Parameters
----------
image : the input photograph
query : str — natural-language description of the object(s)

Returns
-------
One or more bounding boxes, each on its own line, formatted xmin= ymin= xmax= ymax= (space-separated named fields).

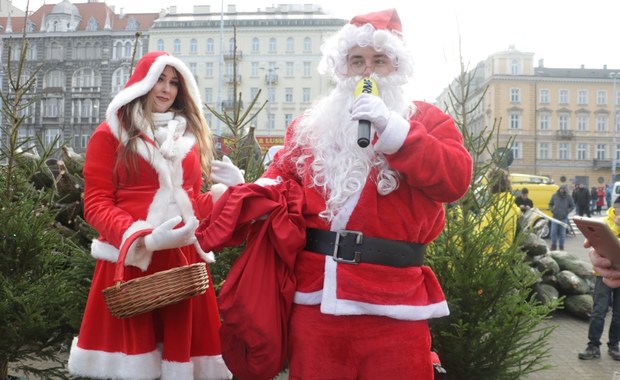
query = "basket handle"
xmin=113 ymin=228 xmax=154 ymax=284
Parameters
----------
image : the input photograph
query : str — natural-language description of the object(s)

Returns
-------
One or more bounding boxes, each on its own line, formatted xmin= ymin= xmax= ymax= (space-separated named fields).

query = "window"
xmin=268 ymin=37 xmax=277 ymax=53
xmin=538 ymin=113 xmax=550 ymax=130
xmin=577 ymin=114 xmax=588 ymax=131
xmin=85 ymin=17 xmax=98 ymax=31
xmin=286 ymin=62 xmax=294 ymax=76
xmin=539 ymin=89 xmax=549 ymax=104
xmin=614 ymin=143 xmax=620 ymax=165
xmin=250 ymin=87 xmax=259 ymax=100
xmin=268 ymin=87 xmax=276 ymax=103
xmin=558 ymin=114 xmax=569 ymax=131
xmin=251 ymin=62 xmax=259 ymax=76
xmin=578 ymin=89 xmax=588 ymax=105
xmin=72 ymin=68 xmax=101 ymax=90
xmin=111 ymin=67 xmax=130 ymax=95
xmin=125 ymin=17 xmax=138 ymax=31
xmin=205 ymin=62 xmax=213 ymax=78
xmin=204 ymin=88 xmax=213 ymax=103
xmin=190 ymin=38 xmax=198 ymax=54
xmin=73 ymin=132 xmax=90 ymax=149
xmin=189 ymin=63 xmax=197 ymax=76
xmin=559 ymin=89 xmax=569 ymax=104
xmin=577 ymin=143 xmax=588 ymax=160
xmin=157 ymin=39 xmax=165 ymax=51
xmin=596 ymin=115 xmax=609 ymax=132
xmin=303 ymin=62 xmax=312 ymax=77
xmin=597 ymin=90 xmax=607 ymax=105
xmin=206 ymin=38 xmax=214 ymax=53
xmin=44 ymin=70 xmax=65 ymax=88
xmin=44 ymin=128 xmax=62 ymax=148
xmin=596 ymin=144 xmax=607 ymax=160
xmin=510 ymin=88 xmax=520 ymax=103
xmin=537 ymin=142 xmax=550 ymax=160
xmin=124 ymin=41 xmax=132 ymax=58
xmin=303 ymin=37 xmax=311 ymax=52
xmin=302 ymin=88 xmax=311 ymax=103
xmin=47 ymin=41 xmax=63 ymax=60
xmin=286 ymin=37 xmax=294 ymax=52
xmin=510 ymin=141 xmax=522 ymax=160
xmin=174 ymin=39 xmax=181 ymax=54
xmin=558 ymin=143 xmax=569 ymax=160
xmin=43 ymin=98 xmax=62 ymax=118
xmin=252 ymin=37 xmax=259 ymax=53
xmin=284 ymin=113 xmax=293 ymax=127
xmin=509 ymin=112 xmax=521 ymax=129
xmin=228 ymin=38 xmax=235 ymax=54
xmin=510 ymin=59 xmax=520 ymax=75
xmin=285 ymin=88 xmax=293 ymax=103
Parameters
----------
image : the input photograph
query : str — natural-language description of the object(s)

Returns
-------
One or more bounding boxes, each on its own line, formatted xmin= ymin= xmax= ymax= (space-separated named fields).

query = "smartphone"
xmin=572 ymin=216 xmax=620 ymax=270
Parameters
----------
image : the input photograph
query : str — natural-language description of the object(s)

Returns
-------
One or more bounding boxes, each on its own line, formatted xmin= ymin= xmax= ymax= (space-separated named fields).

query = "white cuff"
xmin=373 ymin=111 xmax=409 ymax=154
xmin=122 ymin=220 xmax=155 ymax=271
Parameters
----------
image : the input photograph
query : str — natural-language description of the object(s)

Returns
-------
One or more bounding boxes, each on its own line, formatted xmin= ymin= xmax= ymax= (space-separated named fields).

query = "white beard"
xmin=292 ymin=73 xmax=413 ymax=221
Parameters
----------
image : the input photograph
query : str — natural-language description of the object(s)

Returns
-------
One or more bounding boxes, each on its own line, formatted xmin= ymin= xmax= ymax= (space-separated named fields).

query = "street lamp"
xmin=610 ymin=72 xmax=620 ymax=182
xmin=260 ymin=66 xmax=279 ymax=136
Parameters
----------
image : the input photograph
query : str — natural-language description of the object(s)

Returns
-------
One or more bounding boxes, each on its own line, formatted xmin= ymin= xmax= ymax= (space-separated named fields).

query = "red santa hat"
xmin=105 ymin=51 xmax=203 ymax=137
xmin=349 ymin=8 xmax=402 ymax=34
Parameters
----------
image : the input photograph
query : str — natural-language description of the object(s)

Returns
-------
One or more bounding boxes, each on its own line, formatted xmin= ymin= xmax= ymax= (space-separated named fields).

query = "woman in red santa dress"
xmin=255 ymin=8 xmax=473 ymax=379
xmin=68 ymin=51 xmax=240 ymax=379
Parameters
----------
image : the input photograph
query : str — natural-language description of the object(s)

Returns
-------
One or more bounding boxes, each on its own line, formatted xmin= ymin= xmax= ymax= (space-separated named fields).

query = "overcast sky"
xmin=12 ymin=0 xmax=620 ymax=101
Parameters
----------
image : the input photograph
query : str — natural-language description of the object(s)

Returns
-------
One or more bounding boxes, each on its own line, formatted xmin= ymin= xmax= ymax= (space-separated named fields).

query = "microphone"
xmin=354 ymin=77 xmax=379 ymax=148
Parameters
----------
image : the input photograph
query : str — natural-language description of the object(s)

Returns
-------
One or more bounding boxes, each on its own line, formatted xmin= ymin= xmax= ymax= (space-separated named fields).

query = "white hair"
xmin=318 ymin=22 xmax=415 ymax=81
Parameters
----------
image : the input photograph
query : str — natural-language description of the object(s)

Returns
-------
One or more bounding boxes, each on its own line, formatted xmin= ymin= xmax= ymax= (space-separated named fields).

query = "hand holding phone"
xmin=573 ymin=216 xmax=620 ymax=270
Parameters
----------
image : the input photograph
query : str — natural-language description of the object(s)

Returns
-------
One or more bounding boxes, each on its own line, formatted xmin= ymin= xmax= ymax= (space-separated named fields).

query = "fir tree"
xmin=427 ymin=49 xmax=561 ymax=379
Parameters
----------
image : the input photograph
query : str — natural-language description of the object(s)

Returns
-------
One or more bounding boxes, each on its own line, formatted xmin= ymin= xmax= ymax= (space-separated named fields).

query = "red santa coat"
xmin=262 ymin=101 xmax=472 ymax=321
xmin=68 ymin=51 xmax=231 ymax=380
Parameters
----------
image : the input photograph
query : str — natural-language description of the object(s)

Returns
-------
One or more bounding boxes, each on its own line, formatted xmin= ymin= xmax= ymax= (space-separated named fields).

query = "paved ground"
xmin=10 ymin=215 xmax=620 ymax=379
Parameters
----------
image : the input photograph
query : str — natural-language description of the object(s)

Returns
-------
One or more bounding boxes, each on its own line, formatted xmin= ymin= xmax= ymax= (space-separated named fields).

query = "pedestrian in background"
xmin=548 ymin=184 xmax=575 ymax=250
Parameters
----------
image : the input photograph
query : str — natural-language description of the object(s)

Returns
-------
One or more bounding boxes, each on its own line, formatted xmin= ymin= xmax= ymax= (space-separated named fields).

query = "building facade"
xmin=148 ymin=3 xmax=346 ymax=149
xmin=439 ymin=45 xmax=620 ymax=190
xmin=0 ymin=0 xmax=158 ymax=154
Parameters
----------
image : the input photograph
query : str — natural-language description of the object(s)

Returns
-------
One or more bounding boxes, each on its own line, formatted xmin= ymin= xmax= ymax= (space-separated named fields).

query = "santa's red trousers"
xmin=288 ymin=304 xmax=433 ymax=379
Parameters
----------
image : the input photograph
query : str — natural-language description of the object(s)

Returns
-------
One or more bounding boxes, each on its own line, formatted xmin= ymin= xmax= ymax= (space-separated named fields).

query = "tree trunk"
xmin=0 ymin=360 xmax=8 ymax=380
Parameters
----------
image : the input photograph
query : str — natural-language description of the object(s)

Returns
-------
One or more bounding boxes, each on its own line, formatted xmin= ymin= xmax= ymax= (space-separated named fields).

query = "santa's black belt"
xmin=304 ymin=228 xmax=426 ymax=267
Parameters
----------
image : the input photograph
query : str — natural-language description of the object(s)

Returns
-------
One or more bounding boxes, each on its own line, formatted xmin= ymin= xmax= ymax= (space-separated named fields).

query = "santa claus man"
xmin=256 ymin=8 xmax=473 ymax=379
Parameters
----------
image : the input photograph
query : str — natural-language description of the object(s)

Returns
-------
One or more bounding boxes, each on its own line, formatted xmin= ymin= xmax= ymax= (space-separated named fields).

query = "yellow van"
xmin=509 ymin=173 xmax=559 ymax=217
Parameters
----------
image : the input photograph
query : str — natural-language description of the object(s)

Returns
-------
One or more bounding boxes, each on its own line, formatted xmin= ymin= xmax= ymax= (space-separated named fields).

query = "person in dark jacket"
xmin=549 ymin=184 xmax=575 ymax=250
xmin=573 ymin=183 xmax=591 ymax=217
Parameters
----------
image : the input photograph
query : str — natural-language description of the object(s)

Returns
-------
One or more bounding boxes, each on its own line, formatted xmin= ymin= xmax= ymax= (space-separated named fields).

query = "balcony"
xmin=224 ymin=50 xmax=243 ymax=60
xmin=225 ymin=74 xmax=242 ymax=85
xmin=592 ymin=159 xmax=612 ymax=170
xmin=221 ymin=100 xmax=243 ymax=109
xmin=556 ymin=129 xmax=574 ymax=140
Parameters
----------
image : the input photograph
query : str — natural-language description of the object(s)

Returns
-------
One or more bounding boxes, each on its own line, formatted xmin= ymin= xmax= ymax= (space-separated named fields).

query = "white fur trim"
xmin=373 ymin=111 xmax=409 ymax=154
xmin=210 ymin=183 xmax=228 ymax=203
xmin=91 ymin=239 xmax=120 ymax=263
xmin=161 ymin=360 xmax=193 ymax=380
xmin=106 ymin=54 xmax=203 ymax=142
xmin=192 ymin=354 xmax=233 ymax=380
xmin=194 ymin=241 xmax=216 ymax=263
xmin=68 ymin=337 xmax=161 ymax=380
xmin=254 ymin=177 xmax=280 ymax=187
xmin=293 ymin=290 xmax=323 ymax=305
xmin=122 ymin=220 xmax=156 ymax=271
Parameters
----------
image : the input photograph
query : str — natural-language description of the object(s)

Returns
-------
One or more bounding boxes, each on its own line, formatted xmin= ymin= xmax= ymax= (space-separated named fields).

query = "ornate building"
xmin=0 ymin=0 xmax=158 ymax=153
xmin=149 ymin=3 xmax=346 ymax=149
xmin=438 ymin=46 xmax=620 ymax=189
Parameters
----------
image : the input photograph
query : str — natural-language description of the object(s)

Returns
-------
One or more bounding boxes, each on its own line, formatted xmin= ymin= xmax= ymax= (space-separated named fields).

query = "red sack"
xmin=196 ymin=182 xmax=305 ymax=380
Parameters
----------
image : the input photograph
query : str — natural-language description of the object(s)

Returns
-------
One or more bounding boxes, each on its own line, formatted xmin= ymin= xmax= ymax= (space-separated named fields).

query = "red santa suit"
xmin=258 ymin=9 xmax=473 ymax=379
xmin=68 ymin=51 xmax=231 ymax=380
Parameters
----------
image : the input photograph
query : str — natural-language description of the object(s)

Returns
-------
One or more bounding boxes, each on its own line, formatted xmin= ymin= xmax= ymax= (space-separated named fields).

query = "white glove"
xmin=144 ymin=216 xmax=198 ymax=252
xmin=350 ymin=93 xmax=391 ymax=133
xmin=210 ymin=155 xmax=245 ymax=186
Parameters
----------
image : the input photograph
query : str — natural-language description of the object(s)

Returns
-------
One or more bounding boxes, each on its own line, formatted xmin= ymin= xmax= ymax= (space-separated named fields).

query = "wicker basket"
xmin=103 ymin=228 xmax=209 ymax=319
